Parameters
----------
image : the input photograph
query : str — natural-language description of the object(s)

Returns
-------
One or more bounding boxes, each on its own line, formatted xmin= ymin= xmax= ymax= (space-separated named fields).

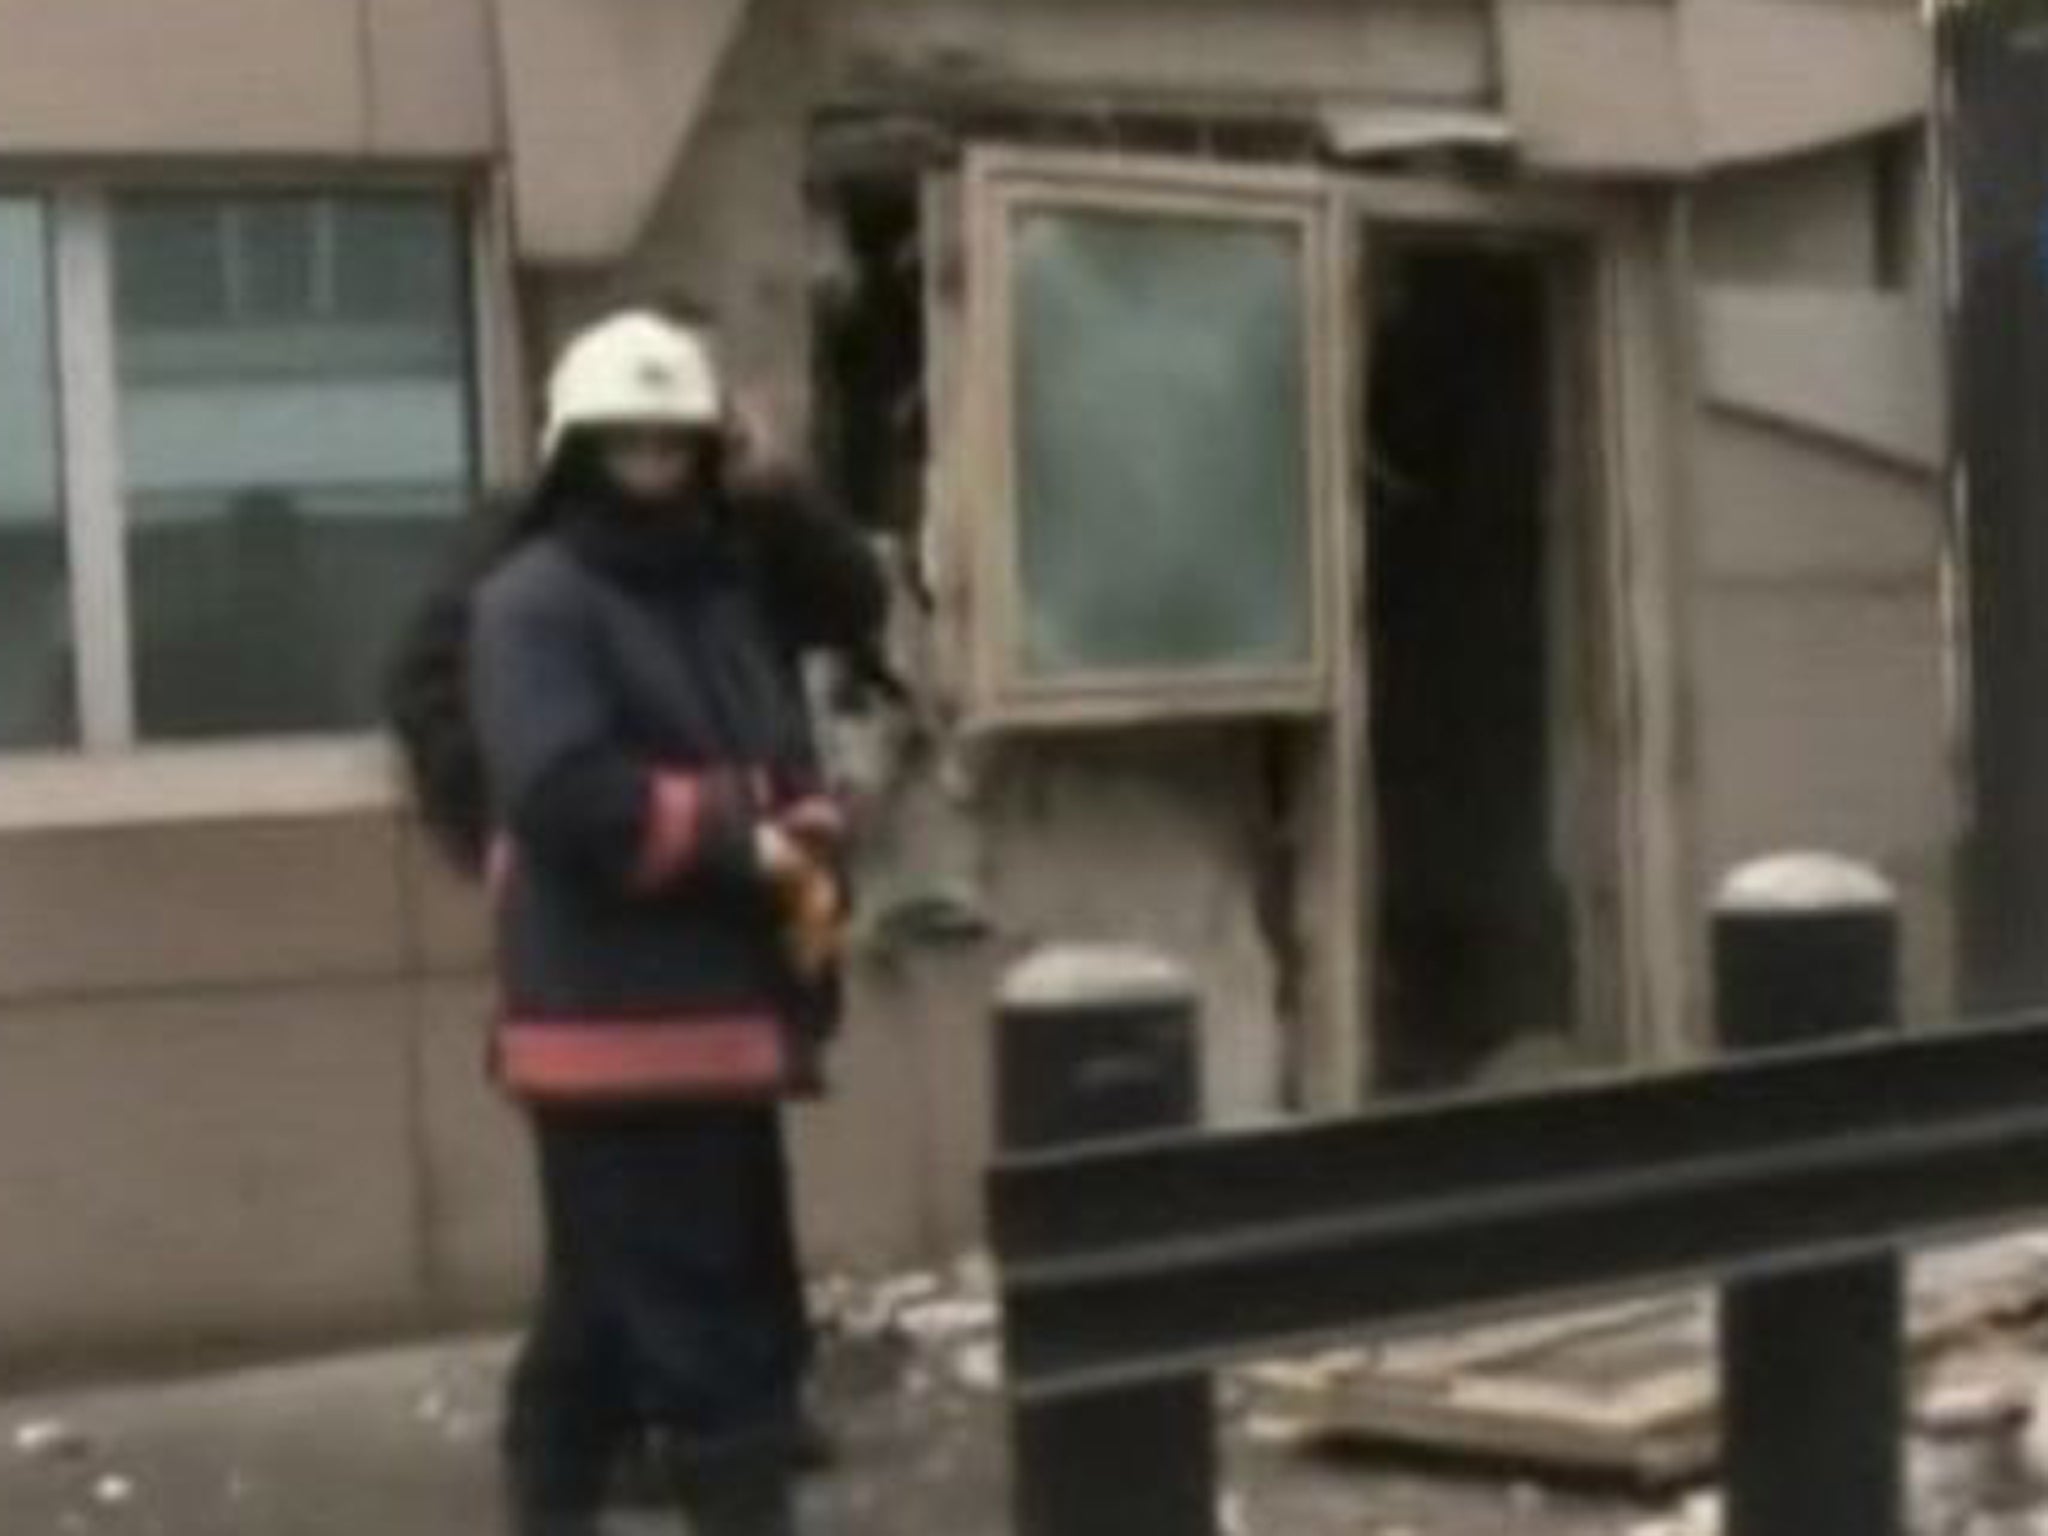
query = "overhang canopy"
xmin=490 ymin=0 xmax=754 ymax=266
xmin=1501 ymin=0 xmax=1930 ymax=175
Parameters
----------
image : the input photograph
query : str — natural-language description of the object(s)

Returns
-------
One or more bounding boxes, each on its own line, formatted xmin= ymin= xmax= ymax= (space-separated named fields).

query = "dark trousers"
xmin=504 ymin=1103 xmax=812 ymax=1515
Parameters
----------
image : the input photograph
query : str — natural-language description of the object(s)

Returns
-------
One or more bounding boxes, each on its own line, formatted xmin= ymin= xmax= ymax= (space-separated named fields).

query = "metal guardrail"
xmin=990 ymin=856 xmax=1973 ymax=1536
xmin=993 ymin=1009 xmax=2048 ymax=1400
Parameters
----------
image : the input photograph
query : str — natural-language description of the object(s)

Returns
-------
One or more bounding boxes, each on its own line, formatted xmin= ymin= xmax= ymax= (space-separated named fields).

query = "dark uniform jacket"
xmin=471 ymin=483 xmax=884 ymax=1102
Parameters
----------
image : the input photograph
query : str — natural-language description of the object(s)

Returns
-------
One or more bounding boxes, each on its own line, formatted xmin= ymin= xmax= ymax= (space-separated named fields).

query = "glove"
xmin=755 ymin=809 xmax=849 ymax=980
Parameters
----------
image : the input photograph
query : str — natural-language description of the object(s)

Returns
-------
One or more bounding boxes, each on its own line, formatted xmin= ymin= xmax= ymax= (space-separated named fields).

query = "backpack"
xmin=386 ymin=492 xmax=547 ymax=878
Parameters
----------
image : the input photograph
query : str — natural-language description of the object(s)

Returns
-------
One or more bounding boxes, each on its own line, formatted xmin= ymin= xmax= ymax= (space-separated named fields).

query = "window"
xmin=964 ymin=153 xmax=1346 ymax=725
xmin=0 ymin=200 xmax=74 ymax=749
xmin=1013 ymin=211 xmax=1314 ymax=677
xmin=0 ymin=189 xmax=477 ymax=751
xmin=958 ymin=156 xmax=1343 ymax=729
xmin=114 ymin=195 xmax=463 ymax=335
xmin=934 ymin=146 xmax=1679 ymax=1102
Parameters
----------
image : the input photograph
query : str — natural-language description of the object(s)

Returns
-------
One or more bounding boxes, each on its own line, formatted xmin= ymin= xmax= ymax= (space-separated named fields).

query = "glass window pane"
xmin=113 ymin=192 xmax=476 ymax=742
xmin=1011 ymin=208 xmax=1313 ymax=680
xmin=114 ymin=201 xmax=230 ymax=329
xmin=236 ymin=199 xmax=319 ymax=322
xmin=334 ymin=198 xmax=465 ymax=327
xmin=0 ymin=200 xmax=77 ymax=748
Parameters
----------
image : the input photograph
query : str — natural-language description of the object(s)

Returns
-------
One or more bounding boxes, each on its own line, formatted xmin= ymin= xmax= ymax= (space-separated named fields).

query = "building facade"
xmin=0 ymin=0 xmax=1948 ymax=1375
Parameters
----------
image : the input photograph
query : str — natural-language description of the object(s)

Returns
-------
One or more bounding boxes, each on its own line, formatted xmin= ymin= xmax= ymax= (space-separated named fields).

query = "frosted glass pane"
xmin=1012 ymin=208 xmax=1313 ymax=679
xmin=114 ymin=194 xmax=474 ymax=741
xmin=0 ymin=200 xmax=76 ymax=748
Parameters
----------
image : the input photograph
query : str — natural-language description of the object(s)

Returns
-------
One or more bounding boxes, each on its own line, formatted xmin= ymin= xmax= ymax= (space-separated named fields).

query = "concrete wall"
xmin=1695 ymin=143 xmax=1889 ymax=289
xmin=0 ymin=794 xmax=1006 ymax=1378
xmin=1688 ymin=416 xmax=1956 ymax=1016
xmin=0 ymin=0 xmax=497 ymax=159
xmin=0 ymin=810 xmax=443 ymax=1375
xmin=1685 ymin=142 xmax=1957 ymax=1024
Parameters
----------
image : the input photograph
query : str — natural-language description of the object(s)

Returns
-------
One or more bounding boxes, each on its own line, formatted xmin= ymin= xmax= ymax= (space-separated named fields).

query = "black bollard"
xmin=1715 ymin=854 xmax=1904 ymax=1536
xmin=998 ymin=945 xmax=1218 ymax=1536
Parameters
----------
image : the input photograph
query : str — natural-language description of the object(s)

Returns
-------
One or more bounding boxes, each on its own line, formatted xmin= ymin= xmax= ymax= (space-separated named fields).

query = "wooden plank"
xmin=1373 ymin=1297 xmax=1689 ymax=1381
xmin=1312 ymin=1374 xmax=1718 ymax=1486
xmin=1275 ymin=1239 xmax=2048 ymax=1489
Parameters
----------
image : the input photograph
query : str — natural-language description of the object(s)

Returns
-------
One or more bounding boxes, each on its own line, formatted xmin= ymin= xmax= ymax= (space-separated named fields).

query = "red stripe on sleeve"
xmin=634 ymin=772 xmax=707 ymax=890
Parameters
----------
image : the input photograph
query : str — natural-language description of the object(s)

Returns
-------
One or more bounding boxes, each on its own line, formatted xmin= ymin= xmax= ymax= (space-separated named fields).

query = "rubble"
xmin=897 ymin=1295 xmax=999 ymax=1345
xmin=412 ymin=1380 xmax=488 ymax=1444
xmin=950 ymin=1340 xmax=1004 ymax=1394
xmin=1918 ymin=1436 xmax=1998 ymax=1536
xmin=1628 ymin=1491 xmax=1720 ymax=1536
xmin=816 ymin=1253 xmax=1005 ymax=1396
xmin=1613 ymin=1384 xmax=2048 ymax=1536
xmin=2022 ymin=1382 xmax=2048 ymax=1487
xmin=1243 ymin=1413 xmax=1315 ymax=1451
xmin=1240 ymin=1351 xmax=1374 ymax=1397
xmin=1926 ymin=1379 xmax=2035 ymax=1441
xmin=11 ymin=1418 xmax=92 ymax=1463
xmin=8 ymin=1319 xmax=2048 ymax=1536
xmin=811 ymin=1250 xmax=2048 ymax=1536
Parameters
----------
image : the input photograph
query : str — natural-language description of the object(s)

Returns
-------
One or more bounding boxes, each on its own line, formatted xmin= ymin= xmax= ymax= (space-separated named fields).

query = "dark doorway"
xmin=1365 ymin=240 xmax=1580 ymax=1094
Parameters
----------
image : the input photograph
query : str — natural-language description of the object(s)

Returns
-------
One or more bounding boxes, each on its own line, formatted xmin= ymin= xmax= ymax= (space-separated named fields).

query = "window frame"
xmin=936 ymin=150 xmax=1691 ymax=1107
xmin=0 ymin=194 xmax=76 ymax=751
xmin=0 ymin=175 xmax=509 ymax=821
xmin=962 ymin=148 xmax=1352 ymax=729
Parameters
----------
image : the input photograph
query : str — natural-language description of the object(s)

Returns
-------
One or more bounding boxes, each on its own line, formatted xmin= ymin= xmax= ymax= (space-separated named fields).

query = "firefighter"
xmin=389 ymin=310 xmax=885 ymax=1536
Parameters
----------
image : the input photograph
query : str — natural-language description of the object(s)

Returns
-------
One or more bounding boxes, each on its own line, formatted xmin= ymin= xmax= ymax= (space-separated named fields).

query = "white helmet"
xmin=540 ymin=311 xmax=725 ymax=461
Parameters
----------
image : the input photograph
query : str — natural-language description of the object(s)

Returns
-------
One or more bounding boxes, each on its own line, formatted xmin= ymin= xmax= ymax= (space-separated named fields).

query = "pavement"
xmin=0 ymin=1332 xmax=1675 ymax=1536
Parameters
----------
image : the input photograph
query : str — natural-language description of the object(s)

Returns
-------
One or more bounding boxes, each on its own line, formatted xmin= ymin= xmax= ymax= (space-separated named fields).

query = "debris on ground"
xmin=815 ymin=1251 xmax=1004 ymax=1394
xmin=814 ymin=1234 xmax=2048 ymax=1536
xmin=1244 ymin=1412 xmax=1317 ymax=1451
xmin=949 ymin=1339 xmax=1004 ymax=1394
xmin=1924 ymin=1377 xmax=2034 ymax=1441
xmin=11 ymin=1419 xmax=93 ymax=1464
xmin=15 ymin=1239 xmax=2048 ymax=1536
xmin=412 ymin=1380 xmax=488 ymax=1446
xmin=1248 ymin=1238 xmax=2048 ymax=1491
xmin=1626 ymin=1491 xmax=1719 ymax=1536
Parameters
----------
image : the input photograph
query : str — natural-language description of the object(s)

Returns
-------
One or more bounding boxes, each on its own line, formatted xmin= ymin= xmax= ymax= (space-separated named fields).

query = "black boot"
xmin=512 ymin=1510 xmax=602 ymax=1536
xmin=672 ymin=1439 xmax=801 ymax=1536
xmin=501 ymin=1426 xmax=609 ymax=1536
xmin=610 ymin=1430 xmax=671 ymax=1511
xmin=502 ymin=1469 xmax=603 ymax=1536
